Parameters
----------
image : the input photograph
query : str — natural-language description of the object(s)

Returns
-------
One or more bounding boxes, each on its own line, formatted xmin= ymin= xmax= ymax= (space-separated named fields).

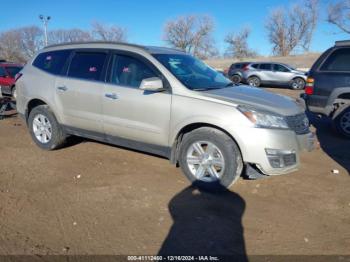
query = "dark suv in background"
xmin=227 ymin=62 xmax=251 ymax=84
xmin=303 ymin=40 xmax=350 ymax=138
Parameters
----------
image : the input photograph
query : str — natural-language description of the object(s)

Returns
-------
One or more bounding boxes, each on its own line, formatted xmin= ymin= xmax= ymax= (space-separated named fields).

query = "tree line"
xmin=0 ymin=0 xmax=349 ymax=63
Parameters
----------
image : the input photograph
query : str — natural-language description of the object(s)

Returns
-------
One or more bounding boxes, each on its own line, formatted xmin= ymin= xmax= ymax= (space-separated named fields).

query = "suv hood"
xmin=291 ymin=69 xmax=307 ymax=75
xmin=201 ymin=85 xmax=303 ymax=116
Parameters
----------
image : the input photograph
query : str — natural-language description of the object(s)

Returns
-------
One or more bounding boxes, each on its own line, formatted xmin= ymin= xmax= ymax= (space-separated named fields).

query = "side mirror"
xmin=139 ymin=77 xmax=164 ymax=92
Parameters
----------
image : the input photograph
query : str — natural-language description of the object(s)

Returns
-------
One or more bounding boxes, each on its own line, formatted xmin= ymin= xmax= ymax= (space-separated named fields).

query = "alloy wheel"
xmin=186 ymin=141 xmax=225 ymax=182
xmin=32 ymin=114 xmax=52 ymax=144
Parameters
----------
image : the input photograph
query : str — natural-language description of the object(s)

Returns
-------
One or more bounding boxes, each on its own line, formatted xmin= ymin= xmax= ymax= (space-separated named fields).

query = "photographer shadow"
xmin=158 ymin=185 xmax=247 ymax=261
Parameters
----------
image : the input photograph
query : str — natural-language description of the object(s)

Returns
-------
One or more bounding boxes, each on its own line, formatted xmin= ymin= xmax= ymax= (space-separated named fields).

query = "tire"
xmin=11 ymin=86 xmax=17 ymax=100
xmin=28 ymin=105 xmax=67 ymax=150
xmin=247 ymin=76 xmax=261 ymax=87
xmin=291 ymin=78 xmax=306 ymax=90
xmin=333 ymin=107 xmax=350 ymax=139
xmin=230 ymin=74 xmax=241 ymax=84
xmin=178 ymin=127 xmax=243 ymax=191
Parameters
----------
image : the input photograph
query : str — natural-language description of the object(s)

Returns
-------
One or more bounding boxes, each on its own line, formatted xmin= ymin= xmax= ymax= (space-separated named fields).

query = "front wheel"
xmin=179 ymin=127 xmax=243 ymax=190
xmin=333 ymin=107 xmax=350 ymax=139
xmin=247 ymin=76 xmax=261 ymax=87
xmin=291 ymin=78 xmax=306 ymax=90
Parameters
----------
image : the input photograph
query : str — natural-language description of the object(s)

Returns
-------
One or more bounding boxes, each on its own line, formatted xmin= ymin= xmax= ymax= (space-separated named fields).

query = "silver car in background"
xmin=243 ymin=62 xmax=308 ymax=89
xmin=16 ymin=42 xmax=314 ymax=190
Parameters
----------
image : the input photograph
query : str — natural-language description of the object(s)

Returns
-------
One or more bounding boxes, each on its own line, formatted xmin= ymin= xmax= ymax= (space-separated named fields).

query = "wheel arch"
xmin=25 ymin=98 xmax=50 ymax=124
xmin=170 ymin=122 xmax=243 ymax=165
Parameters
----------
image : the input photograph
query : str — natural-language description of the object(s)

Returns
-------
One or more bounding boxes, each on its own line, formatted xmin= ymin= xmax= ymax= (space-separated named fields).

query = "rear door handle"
xmin=57 ymin=86 xmax=67 ymax=91
xmin=105 ymin=93 xmax=118 ymax=100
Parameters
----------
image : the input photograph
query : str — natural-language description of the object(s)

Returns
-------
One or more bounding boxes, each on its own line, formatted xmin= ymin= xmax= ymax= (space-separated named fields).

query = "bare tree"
xmin=327 ymin=0 xmax=350 ymax=34
xmin=0 ymin=30 xmax=24 ymax=62
xmin=18 ymin=26 xmax=44 ymax=58
xmin=91 ymin=21 xmax=127 ymax=42
xmin=224 ymin=27 xmax=257 ymax=59
xmin=0 ymin=26 xmax=43 ymax=62
xmin=163 ymin=15 xmax=217 ymax=59
xmin=303 ymin=0 xmax=319 ymax=51
xmin=266 ymin=0 xmax=319 ymax=56
xmin=48 ymin=29 xmax=92 ymax=44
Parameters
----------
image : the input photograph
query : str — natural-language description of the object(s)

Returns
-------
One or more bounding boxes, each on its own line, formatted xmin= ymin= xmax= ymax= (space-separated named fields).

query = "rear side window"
xmin=33 ymin=50 xmax=71 ymax=75
xmin=68 ymin=52 xmax=107 ymax=81
xmin=259 ymin=64 xmax=272 ymax=70
xmin=251 ymin=64 xmax=259 ymax=69
xmin=320 ymin=48 xmax=350 ymax=72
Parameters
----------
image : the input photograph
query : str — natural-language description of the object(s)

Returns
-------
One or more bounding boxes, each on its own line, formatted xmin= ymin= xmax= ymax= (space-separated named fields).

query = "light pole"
xmin=39 ymin=15 xmax=51 ymax=46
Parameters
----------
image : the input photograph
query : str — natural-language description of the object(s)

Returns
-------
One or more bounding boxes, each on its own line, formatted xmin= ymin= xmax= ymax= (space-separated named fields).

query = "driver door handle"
xmin=105 ymin=93 xmax=118 ymax=100
xmin=57 ymin=86 xmax=67 ymax=91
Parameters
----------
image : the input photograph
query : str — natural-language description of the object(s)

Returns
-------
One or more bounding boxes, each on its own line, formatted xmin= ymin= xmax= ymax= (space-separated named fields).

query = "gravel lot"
xmin=0 ymin=87 xmax=349 ymax=258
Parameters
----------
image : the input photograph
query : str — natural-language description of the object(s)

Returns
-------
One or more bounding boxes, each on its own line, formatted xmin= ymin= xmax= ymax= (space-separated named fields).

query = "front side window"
xmin=273 ymin=64 xmax=289 ymax=72
xmin=33 ymin=50 xmax=71 ymax=75
xmin=154 ymin=54 xmax=231 ymax=90
xmin=6 ymin=66 xmax=22 ymax=77
xmin=109 ymin=54 xmax=157 ymax=88
xmin=68 ymin=52 xmax=107 ymax=81
xmin=320 ymin=48 xmax=350 ymax=72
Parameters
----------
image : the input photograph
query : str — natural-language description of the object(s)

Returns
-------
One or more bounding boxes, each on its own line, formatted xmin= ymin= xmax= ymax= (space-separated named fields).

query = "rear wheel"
xmin=28 ymin=105 xmax=67 ymax=150
xmin=247 ymin=76 xmax=261 ymax=87
xmin=333 ymin=107 xmax=350 ymax=138
xmin=291 ymin=78 xmax=305 ymax=90
xmin=179 ymin=127 xmax=243 ymax=190
xmin=230 ymin=74 xmax=241 ymax=84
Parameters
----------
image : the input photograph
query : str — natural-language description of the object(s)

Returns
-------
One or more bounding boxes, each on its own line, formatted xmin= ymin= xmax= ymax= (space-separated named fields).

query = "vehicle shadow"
xmin=307 ymin=112 xmax=350 ymax=175
xmin=158 ymin=185 xmax=247 ymax=261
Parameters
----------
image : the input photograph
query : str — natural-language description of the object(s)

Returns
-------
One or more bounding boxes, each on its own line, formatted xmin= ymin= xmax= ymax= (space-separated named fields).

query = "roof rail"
xmin=335 ymin=40 xmax=350 ymax=46
xmin=44 ymin=41 xmax=147 ymax=50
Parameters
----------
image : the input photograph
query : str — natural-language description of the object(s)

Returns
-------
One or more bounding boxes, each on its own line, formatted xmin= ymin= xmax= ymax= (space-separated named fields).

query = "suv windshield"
xmin=6 ymin=66 xmax=22 ymax=77
xmin=153 ymin=54 xmax=231 ymax=90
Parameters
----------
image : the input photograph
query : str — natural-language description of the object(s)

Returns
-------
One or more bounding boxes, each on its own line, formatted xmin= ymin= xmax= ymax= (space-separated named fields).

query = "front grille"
xmin=285 ymin=113 xmax=310 ymax=135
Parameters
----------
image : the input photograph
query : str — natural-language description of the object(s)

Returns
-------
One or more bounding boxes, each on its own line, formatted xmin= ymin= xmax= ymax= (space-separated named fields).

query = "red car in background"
xmin=0 ymin=62 xmax=23 ymax=99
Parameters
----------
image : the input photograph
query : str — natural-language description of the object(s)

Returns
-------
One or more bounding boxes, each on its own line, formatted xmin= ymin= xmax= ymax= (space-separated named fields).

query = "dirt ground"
xmin=0 ymin=87 xmax=349 ymax=258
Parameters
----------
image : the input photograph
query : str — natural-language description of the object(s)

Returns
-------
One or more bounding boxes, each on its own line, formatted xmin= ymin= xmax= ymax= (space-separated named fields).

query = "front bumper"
xmin=229 ymin=126 xmax=315 ymax=176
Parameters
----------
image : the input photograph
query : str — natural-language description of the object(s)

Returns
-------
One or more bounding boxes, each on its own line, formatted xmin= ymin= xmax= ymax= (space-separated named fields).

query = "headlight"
xmin=238 ymin=105 xmax=289 ymax=129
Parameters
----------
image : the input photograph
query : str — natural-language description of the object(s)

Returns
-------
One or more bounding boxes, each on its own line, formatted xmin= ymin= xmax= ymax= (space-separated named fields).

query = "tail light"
xmin=242 ymin=65 xmax=249 ymax=71
xmin=15 ymin=73 xmax=22 ymax=82
xmin=305 ymin=77 xmax=314 ymax=95
xmin=224 ymin=68 xmax=229 ymax=75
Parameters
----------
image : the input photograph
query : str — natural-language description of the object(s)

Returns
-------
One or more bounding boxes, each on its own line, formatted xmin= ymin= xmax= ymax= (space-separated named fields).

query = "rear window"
xmin=0 ymin=67 xmax=6 ymax=76
xmin=6 ymin=66 xmax=22 ymax=77
xmin=33 ymin=50 xmax=71 ymax=75
xmin=68 ymin=52 xmax=107 ymax=81
xmin=320 ymin=48 xmax=350 ymax=72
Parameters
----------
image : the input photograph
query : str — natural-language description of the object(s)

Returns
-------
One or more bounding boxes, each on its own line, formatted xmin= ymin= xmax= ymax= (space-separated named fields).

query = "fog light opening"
xmin=265 ymin=148 xmax=296 ymax=168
